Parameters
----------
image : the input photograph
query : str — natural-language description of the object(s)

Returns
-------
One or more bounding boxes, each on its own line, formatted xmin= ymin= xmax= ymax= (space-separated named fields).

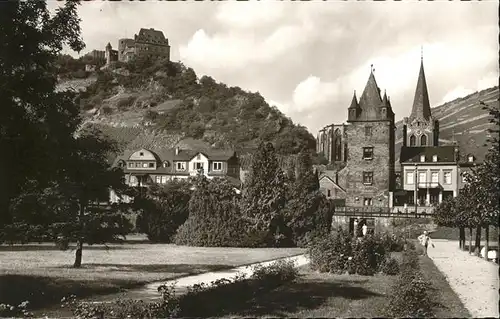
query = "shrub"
xmin=380 ymin=257 xmax=400 ymax=275
xmin=173 ymin=177 xmax=248 ymax=247
xmin=134 ymin=181 xmax=191 ymax=243
xmin=309 ymin=230 xmax=389 ymax=275
xmin=379 ymin=231 xmax=405 ymax=252
xmin=387 ymin=248 xmax=434 ymax=318
xmin=308 ymin=229 xmax=352 ymax=273
xmin=352 ymin=235 xmax=386 ymax=275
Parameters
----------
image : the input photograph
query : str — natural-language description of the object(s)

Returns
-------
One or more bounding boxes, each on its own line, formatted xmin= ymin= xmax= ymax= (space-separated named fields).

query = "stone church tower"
xmin=344 ymin=69 xmax=396 ymax=207
xmin=402 ymin=56 xmax=439 ymax=147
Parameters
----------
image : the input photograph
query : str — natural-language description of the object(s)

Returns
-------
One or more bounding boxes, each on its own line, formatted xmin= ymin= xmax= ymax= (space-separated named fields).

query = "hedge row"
xmin=64 ymin=259 xmax=299 ymax=319
xmin=308 ymin=229 xmax=403 ymax=276
xmin=386 ymin=246 xmax=435 ymax=318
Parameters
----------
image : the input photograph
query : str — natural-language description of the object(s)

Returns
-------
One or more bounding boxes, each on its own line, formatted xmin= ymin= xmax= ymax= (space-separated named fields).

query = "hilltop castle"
xmin=104 ymin=28 xmax=171 ymax=65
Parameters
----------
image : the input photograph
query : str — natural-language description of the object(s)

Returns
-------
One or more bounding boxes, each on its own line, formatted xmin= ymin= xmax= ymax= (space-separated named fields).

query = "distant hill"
xmin=56 ymin=56 xmax=316 ymax=161
xmin=395 ymin=86 xmax=499 ymax=166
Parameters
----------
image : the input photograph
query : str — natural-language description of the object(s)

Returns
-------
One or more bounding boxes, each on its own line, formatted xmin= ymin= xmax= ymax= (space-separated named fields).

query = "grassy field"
xmin=218 ymin=253 xmax=470 ymax=318
xmin=0 ymin=237 xmax=304 ymax=310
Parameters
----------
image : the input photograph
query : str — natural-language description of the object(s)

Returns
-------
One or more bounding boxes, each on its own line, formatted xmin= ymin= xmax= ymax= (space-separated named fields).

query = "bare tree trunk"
xmin=475 ymin=225 xmax=482 ymax=256
xmin=73 ymin=239 xmax=83 ymax=268
xmin=484 ymin=225 xmax=489 ymax=260
xmin=469 ymin=227 xmax=473 ymax=254
xmin=459 ymin=227 xmax=465 ymax=250
xmin=73 ymin=202 xmax=85 ymax=268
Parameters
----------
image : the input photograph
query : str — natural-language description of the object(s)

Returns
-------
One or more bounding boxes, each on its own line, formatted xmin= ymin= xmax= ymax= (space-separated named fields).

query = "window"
xmin=431 ymin=171 xmax=439 ymax=183
xmin=363 ymin=171 xmax=374 ymax=185
xmin=161 ymin=176 xmax=168 ymax=184
xmin=176 ymin=162 xmax=186 ymax=171
xmin=195 ymin=162 xmax=204 ymax=170
xmin=163 ymin=161 xmax=169 ymax=168
xmin=142 ymin=163 xmax=148 ymax=168
xmin=432 ymin=155 xmax=438 ymax=162
xmin=148 ymin=163 xmax=154 ymax=168
xmin=327 ymin=190 xmax=331 ymax=197
xmin=468 ymin=155 xmax=474 ymax=162
xmin=196 ymin=154 xmax=201 ymax=160
xmin=461 ymin=173 xmax=467 ymax=183
xmin=418 ymin=171 xmax=427 ymax=183
xmin=363 ymin=147 xmax=373 ymax=160
xmin=213 ymin=162 xmax=222 ymax=171
xmin=135 ymin=163 xmax=140 ymax=168
xmin=406 ymin=171 xmax=414 ymax=184
xmin=420 ymin=155 xmax=426 ymax=162
xmin=128 ymin=162 xmax=133 ymax=168
xmin=363 ymin=198 xmax=373 ymax=206
xmin=155 ymin=176 xmax=161 ymax=183
xmin=420 ymin=134 xmax=427 ymax=146
xmin=139 ymin=152 xmax=144 ymax=156
xmin=409 ymin=135 xmax=416 ymax=146
xmin=444 ymin=171 xmax=452 ymax=184
xmin=365 ymin=126 xmax=372 ymax=137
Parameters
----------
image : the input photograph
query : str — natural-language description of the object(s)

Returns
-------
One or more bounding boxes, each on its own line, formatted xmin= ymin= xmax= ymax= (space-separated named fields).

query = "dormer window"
xmin=468 ymin=155 xmax=474 ymax=162
xmin=432 ymin=155 xmax=438 ymax=162
xmin=163 ymin=161 xmax=170 ymax=168
xmin=420 ymin=155 xmax=426 ymax=162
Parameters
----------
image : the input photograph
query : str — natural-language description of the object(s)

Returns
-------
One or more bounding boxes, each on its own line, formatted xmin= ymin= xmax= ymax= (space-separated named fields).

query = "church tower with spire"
xmin=402 ymin=52 xmax=439 ymax=147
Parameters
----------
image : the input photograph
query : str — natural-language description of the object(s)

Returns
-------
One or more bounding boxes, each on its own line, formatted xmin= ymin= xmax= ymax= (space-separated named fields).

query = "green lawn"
xmin=219 ymin=253 xmax=470 ymax=318
xmin=0 ymin=239 xmax=304 ymax=310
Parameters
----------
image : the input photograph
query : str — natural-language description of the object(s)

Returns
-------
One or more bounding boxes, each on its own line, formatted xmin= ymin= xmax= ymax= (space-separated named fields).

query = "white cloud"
xmin=215 ymin=1 xmax=285 ymax=28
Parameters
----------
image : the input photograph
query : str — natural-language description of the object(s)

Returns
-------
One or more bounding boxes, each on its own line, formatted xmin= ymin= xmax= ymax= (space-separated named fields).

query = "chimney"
xmin=335 ymin=171 xmax=339 ymax=184
xmin=175 ymin=147 xmax=180 ymax=155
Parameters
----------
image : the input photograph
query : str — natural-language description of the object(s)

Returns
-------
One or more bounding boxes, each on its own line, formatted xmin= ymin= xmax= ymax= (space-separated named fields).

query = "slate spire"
xmin=410 ymin=55 xmax=432 ymax=120
xmin=359 ymin=68 xmax=382 ymax=108
xmin=349 ymin=90 xmax=359 ymax=109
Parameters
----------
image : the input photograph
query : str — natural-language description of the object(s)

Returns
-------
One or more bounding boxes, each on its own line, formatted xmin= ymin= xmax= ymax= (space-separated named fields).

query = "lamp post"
xmin=414 ymin=163 xmax=418 ymax=218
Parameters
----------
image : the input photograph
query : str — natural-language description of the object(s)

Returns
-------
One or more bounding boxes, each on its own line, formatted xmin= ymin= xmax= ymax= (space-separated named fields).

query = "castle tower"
xmin=402 ymin=52 xmax=439 ymax=147
xmin=105 ymin=42 xmax=112 ymax=65
xmin=345 ymin=67 xmax=396 ymax=207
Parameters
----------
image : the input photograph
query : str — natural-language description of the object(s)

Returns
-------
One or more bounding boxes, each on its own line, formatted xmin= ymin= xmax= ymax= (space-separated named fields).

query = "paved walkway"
xmin=428 ymin=239 xmax=499 ymax=318
xmin=90 ymin=254 xmax=310 ymax=302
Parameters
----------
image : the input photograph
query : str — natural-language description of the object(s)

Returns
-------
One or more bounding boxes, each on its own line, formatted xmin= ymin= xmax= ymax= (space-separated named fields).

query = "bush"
xmin=309 ymin=230 xmax=390 ymax=275
xmin=387 ymin=248 xmax=434 ymax=317
xmin=173 ymin=177 xmax=249 ymax=247
xmin=352 ymin=235 xmax=386 ymax=275
xmin=380 ymin=257 xmax=400 ymax=275
xmin=379 ymin=231 xmax=405 ymax=252
xmin=133 ymin=181 xmax=191 ymax=243
xmin=308 ymin=229 xmax=353 ymax=273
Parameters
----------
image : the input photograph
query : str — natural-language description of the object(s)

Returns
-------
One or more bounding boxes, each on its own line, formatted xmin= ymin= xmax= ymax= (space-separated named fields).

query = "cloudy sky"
xmin=52 ymin=0 xmax=498 ymax=133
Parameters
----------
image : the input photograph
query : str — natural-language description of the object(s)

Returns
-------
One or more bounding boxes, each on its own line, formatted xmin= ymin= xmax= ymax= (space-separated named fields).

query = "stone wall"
xmin=344 ymin=121 xmax=394 ymax=207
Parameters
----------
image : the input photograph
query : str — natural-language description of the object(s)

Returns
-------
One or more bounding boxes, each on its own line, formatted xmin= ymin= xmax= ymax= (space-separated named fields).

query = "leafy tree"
xmin=285 ymin=149 xmax=330 ymax=246
xmin=134 ymin=180 xmax=191 ymax=242
xmin=0 ymin=1 xmax=134 ymax=267
xmin=174 ymin=176 xmax=246 ymax=247
xmin=0 ymin=1 xmax=85 ymax=227
xmin=240 ymin=142 xmax=287 ymax=246
xmin=7 ymin=129 xmax=133 ymax=267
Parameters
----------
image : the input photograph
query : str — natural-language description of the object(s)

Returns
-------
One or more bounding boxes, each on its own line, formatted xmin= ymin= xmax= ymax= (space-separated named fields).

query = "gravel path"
xmin=428 ymin=239 xmax=499 ymax=318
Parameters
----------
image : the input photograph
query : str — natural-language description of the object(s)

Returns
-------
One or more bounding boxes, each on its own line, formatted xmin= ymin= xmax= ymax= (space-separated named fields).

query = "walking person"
xmin=362 ymin=223 xmax=368 ymax=237
xmin=417 ymin=231 xmax=435 ymax=256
